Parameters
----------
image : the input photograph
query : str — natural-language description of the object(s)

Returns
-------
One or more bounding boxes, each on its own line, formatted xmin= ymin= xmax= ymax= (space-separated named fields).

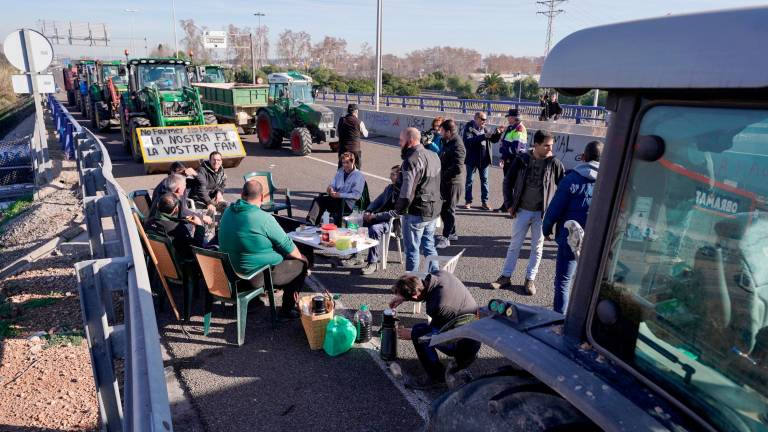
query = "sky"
xmin=2 ymin=0 xmax=766 ymax=60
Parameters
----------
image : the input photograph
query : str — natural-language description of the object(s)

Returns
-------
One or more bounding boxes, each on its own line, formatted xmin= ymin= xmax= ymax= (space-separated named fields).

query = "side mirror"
xmin=635 ymin=135 xmax=665 ymax=162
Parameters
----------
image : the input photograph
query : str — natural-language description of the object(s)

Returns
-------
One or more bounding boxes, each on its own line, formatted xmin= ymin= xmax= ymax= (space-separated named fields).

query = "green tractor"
xmin=189 ymin=64 xmax=228 ymax=84
xmin=256 ymin=71 xmax=338 ymax=156
xmin=73 ymin=60 xmax=96 ymax=118
xmin=119 ymin=58 xmax=217 ymax=162
xmin=87 ymin=60 xmax=129 ymax=131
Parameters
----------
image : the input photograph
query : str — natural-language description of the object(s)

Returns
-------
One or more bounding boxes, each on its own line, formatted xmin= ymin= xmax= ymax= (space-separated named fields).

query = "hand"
xmin=484 ymin=131 xmax=493 ymax=138
xmin=207 ymin=203 xmax=216 ymax=213
xmin=497 ymin=126 xmax=504 ymax=133
xmin=184 ymin=167 xmax=197 ymax=177
xmin=202 ymin=215 xmax=213 ymax=225
xmin=499 ymin=160 xmax=504 ymax=168
xmin=363 ymin=213 xmax=374 ymax=223
xmin=507 ymin=208 xmax=516 ymax=218
xmin=389 ymin=295 xmax=405 ymax=309
xmin=544 ymin=235 xmax=552 ymax=241
xmin=187 ymin=215 xmax=203 ymax=226
xmin=330 ymin=191 xmax=340 ymax=199
xmin=396 ymin=327 xmax=412 ymax=341
xmin=326 ymin=186 xmax=334 ymax=194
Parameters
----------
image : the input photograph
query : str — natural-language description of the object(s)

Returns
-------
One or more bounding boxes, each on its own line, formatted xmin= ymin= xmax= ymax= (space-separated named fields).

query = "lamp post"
xmin=374 ymin=0 xmax=382 ymax=111
xmin=254 ymin=12 xmax=266 ymax=68
xmin=171 ymin=0 xmax=179 ymax=58
xmin=124 ymin=9 xmax=138 ymax=57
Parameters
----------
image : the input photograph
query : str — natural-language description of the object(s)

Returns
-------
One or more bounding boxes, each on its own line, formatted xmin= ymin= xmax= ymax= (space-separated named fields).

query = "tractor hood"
xmin=296 ymin=103 xmax=335 ymax=125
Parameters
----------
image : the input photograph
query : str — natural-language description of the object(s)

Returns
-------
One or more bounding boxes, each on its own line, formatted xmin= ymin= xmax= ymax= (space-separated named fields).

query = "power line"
xmin=537 ymin=0 xmax=567 ymax=57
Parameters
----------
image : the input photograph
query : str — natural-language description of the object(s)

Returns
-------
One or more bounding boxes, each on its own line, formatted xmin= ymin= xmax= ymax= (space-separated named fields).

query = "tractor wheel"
xmin=290 ymin=127 xmax=313 ymax=156
xmin=426 ymin=376 xmax=598 ymax=432
xmin=204 ymin=112 xmax=218 ymax=125
xmin=257 ymin=111 xmax=283 ymax=149
xmin=96 ymin=103 xmax=111 ymax=132
xmin=90 ymin=102 xmax=98 ymax=128
xmin=129 ymin=117 xmax=151 ymax=163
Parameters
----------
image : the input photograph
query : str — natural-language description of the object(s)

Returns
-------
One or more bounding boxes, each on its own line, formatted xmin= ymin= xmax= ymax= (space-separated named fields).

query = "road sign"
xmin=3 ymin=29 xmax=53 ymax=72
xmin=11 ymin=74 xmax=55 ymax=94
xmin=202 ymin=31 xmax=227 ymax=49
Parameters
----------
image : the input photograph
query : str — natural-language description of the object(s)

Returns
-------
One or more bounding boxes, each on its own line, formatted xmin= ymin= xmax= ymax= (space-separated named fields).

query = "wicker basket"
xmin=298 ymin=294 xmax=335 ymax=350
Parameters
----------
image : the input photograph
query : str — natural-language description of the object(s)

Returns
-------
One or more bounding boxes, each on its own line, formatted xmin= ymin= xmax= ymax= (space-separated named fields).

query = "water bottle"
xmin=321 ymin=210 xmax=330 ymax=225
xmin=379 ymin=308 xmax=399 ymax=361
xmin=353 ymin=304 xmax=373 ymax=343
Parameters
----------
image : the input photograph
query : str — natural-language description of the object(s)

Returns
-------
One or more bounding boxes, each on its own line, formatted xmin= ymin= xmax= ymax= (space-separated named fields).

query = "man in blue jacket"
xmin=542 ymin=140 xmax=603 ymax=314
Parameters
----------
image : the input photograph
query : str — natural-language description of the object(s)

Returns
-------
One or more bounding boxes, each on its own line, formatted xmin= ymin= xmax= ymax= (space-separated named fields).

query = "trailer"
xmin=193 ymin=82 xmax=269 ymax=134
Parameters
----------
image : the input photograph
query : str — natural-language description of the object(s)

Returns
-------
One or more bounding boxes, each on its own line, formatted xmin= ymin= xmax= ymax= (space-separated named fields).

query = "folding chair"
xmin=129 ymin=190 xmax=152 ymax=221
xmin=408 ymin=248 xmax=466 ymax=314
xmin=145 ymin=232 xmax=197 ymax=321
xmin=243 ymin=171 xmax=293 ymax=217
xmin=191 ymin=247 xmax=277 ymax=346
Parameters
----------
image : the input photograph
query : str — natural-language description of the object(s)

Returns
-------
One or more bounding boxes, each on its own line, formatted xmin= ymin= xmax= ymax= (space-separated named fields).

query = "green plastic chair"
xmin=243 ymin=171 xmax=293 ymax=217
xmin=191 ymin=247 xmax=277 ymax=346
xmin=128 ymin=189 xmax=152 ymax=220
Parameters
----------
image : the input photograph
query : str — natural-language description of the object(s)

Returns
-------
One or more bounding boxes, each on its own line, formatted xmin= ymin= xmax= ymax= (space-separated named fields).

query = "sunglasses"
xmin=478 ymin=117 xmax=487 ymax=121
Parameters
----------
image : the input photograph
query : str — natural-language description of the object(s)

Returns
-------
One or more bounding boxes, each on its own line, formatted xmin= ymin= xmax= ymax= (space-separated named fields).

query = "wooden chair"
xmin=408 ymin=249 xmax=466 ymax=315
xmin=191 ymin=247 xmax=277 ymax=346
xmin=243 ymin=171 xmax=293 ymax=217
xmin=145 ymin=232 xmax=196 ymax=321
xmin=129 ymin=190 xmax=152 ymax=220
xmin=131 ymin=211 xmax=181 ymax=320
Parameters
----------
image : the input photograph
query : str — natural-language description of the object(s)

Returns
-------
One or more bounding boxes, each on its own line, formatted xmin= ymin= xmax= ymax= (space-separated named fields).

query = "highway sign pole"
xmin=250 ymin=33 xmax=256 ymax=84
xmin=374 ymin=0 xmax=382 ymax=111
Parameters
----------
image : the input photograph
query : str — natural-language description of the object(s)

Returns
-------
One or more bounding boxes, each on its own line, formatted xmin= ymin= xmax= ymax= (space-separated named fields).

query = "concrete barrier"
xmin=326 ymin=104 xmax=607 ymax=170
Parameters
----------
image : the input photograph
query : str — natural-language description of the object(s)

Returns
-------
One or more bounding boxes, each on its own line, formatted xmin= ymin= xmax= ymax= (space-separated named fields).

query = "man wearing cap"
xmin=337 ymin=103 xmax=367 ymax=169
xmin=461 ymin=112 xmax=495 ymax=211
xmin=491 ymin=108 xmax=528 ymax=212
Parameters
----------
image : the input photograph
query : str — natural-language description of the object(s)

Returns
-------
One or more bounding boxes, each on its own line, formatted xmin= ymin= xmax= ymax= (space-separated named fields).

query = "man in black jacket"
xmin=189 ymin=151 xmax=227 ymax=212
xmin=462 ymin=112 xmax=496 ymax=210
xmin=436 ymin=119 xmax=466 ymax=249
xmin=370 ymin=127 xmax=442 ymax=272
xmin=337 ymin=103 xmax=365 ymax=169
xmin=361 ymin=165 xmax=401 ymax=274
xmin=145 ymin=192 xmax=204 ymax=260
xmin=491 ymin=130 xmax=564 ymax=294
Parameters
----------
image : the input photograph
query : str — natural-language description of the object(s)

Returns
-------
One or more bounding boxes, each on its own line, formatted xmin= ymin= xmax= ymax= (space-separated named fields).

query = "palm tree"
xmin=476 ymin=72 xmax=507 ymax=99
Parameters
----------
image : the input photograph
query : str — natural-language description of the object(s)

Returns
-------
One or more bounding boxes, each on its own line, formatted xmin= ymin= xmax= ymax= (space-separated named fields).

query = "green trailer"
xmin=194 ymin=82 xmax=269 ymax=134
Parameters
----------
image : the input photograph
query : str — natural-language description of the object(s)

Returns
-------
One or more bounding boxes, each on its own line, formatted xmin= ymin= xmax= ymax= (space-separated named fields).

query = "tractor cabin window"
xmin=138 ymin=64 xmax=190 ymax=91
xmin=592 ymin=105 xmax=768 ymax=431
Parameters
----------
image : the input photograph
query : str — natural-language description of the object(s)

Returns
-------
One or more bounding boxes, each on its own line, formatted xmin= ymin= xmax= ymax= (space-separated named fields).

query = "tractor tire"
xmin=204 ymin=112 xmax=218 ymax=125
xmin=129 ymin=117 xmax=151 ymax=163
xmin=426 ymin=376 xmax=598 ymax=432
xmin=257 ymin=111 xmax=283 ymax=149
xmin=290 ymin=127 xmax=313 ymax=156
xmin=96 ymin=103 xmax=111 ymax=132
xmin=90 ymin=102 xmax=97 ymax=128
xmin=83 ymin=96 xmax=92 ymax=120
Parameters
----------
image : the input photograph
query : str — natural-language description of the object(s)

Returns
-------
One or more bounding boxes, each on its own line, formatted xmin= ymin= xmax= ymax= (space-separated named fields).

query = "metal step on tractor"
xmin=427 ymin=7 xmax=768 ymax=432
xmin=256 ymin=71 xmax=338 ymax=156
xmin=88 ymin=60 xmax=128 ymax=131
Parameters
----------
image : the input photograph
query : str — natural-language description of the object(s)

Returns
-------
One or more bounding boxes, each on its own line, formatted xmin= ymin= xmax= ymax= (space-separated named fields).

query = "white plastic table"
xmin=288 ymin=228 xmax=379 ymax=257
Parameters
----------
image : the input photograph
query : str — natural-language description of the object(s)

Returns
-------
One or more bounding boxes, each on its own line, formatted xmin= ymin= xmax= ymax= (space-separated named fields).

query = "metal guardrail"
xmin=47 ymin=94 xmax=173 ymax=432
xmin=317 ymin=91 xmax=606 ymax=125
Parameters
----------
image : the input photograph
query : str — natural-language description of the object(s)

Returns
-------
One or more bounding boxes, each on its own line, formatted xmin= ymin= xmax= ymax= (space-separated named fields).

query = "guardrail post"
xmin=439 ymin=99 xmax=444 ymax=112
xmin=419 ymin=98 xmax=424 ymax=110
xmin=575 ymin=109 xmax=582 ymax=125
xmin=461 ymin=100 xmax=467 ymax=114
xmin=76 ymin=260 xmax=124 ymax=432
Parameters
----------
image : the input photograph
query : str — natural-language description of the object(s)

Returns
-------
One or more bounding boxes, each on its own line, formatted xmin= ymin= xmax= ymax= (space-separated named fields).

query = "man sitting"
xmin=306 ymin=152 xmax=365 ymax=225
xmin=144 ymin=192 xmax=204 ymax=261
xmin=149 ymin=173 xmax=211 ymax=234
xmin=189 ymin=151 xmax=227 ymax=212
xmin=151 ymin=161 xmax=197 ymax=203
xmin=219 ymin=180 xmax=309 ymax=320
xmin=360 ymin=165 xmax=401 ymax=275
xmin=389 ymin=272 xmax=481 ymax=390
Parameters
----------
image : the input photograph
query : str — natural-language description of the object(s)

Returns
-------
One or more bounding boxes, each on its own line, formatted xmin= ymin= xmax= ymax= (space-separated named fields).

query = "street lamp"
xmin=254 ymin=12 xmax=266 ymax=68
xmin=171 ymin=0 xmax=179 ymax=58
xmin=124 ymin=9 xmax=138 ymax=57
xmin=375 ymin=0 xmax=382 ymax=111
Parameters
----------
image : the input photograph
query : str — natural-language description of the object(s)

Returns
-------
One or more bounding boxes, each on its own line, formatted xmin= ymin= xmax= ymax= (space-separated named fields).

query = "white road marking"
xmin=304 ymin=156 xmax=390 ymax=182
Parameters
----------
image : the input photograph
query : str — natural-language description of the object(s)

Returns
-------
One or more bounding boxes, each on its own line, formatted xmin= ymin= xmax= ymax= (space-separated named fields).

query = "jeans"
xmin=366 ymin=221 xmax=389 ymax=263
xmin=554 ymin=239 xmax=577 ymax=314
xmin=411 ymin=323 xmax=482 ymax=381
xmin=441 ymin=181 xmax=463 ymax=238
xmin=501 ymin=209 xmax=544 ymax=280
xmin=402 ymin=214 xmax=439 ymax=273
xmin=464 ymin=164 xmax=489 ymax=204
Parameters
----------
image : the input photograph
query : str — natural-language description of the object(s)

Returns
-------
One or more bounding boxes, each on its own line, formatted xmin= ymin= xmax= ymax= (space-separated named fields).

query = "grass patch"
xmin=0 ymin=319 xmax=20 ymax=339
xmin=0 ymin=195 xmax=33 ymax=228
xmin=22 ymin=297 xmax=59 ymax=310
xmin=47 ymin=329 xmax=84 ymax=348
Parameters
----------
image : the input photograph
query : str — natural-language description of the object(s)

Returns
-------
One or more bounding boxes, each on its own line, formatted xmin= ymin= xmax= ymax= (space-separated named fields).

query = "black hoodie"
xmin=189 ymin=160 xmax=227 ymax=206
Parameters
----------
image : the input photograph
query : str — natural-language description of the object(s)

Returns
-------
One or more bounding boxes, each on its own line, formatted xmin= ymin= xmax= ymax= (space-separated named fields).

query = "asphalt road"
xmin=72 ymin=106 xmax=562 ymax=431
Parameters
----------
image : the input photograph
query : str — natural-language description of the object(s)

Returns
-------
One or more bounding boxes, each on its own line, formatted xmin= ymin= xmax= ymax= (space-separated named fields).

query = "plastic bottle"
xmin=353 ymin=304 xmax=373 ymax=343
xmin=321 ymin=211 xmax=330 ymax=225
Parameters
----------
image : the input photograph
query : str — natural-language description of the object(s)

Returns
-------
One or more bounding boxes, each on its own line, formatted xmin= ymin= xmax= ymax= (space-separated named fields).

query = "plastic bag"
xmin=322 ymin=316 xmax=357 ymax=357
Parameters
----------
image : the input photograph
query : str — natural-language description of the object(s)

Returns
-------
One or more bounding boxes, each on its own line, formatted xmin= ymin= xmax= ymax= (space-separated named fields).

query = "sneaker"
xmin=445 ymin=361 xmax=474 ymax=390
xmin=523 ymin=279 xmax=537 ymax=295
xmin=436 ymin=237 xmax=451 ymax=249
xmin=490 ymin=276 xmax=511 ymax=290
xmin=360 ymin=262 xmax=378 ymax=275
xmin=339 ymin=257 xmax=362 ymax=268
xmin=494 ymin=206 xmax=506 ymax=213
xmin=404 ymin=374 xmax=445 ymax=390
xmin=462 ymin=203 xmax=472 ymax=209
xmin=447 ymin=233 xmax=459 ymax=242
xmin=278 ymin=308 xmax=300 ymax=320
xmin=481 ymin=202 xmax=492 ymax=211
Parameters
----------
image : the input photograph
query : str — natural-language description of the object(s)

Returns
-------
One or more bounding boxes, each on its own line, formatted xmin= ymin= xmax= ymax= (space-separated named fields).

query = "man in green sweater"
xmin=219 ymin=180 xmax=309 ymax=319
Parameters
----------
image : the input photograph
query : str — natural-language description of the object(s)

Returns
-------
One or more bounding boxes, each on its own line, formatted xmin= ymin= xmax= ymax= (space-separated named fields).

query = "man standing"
xmin=491 ymin=109 xmax=528 ymax=212
xmin=337 ymin=103 xmax=366 ymax=169
xmin=189 ymin=151 xmax=227 ymax=212
xmin=436 ymin=119 xmax=466 ymax=249
xmin=491 ymin=130 xmax=564 ymax=294
xmin=462 ymin=112 xmax=494 ymax=210
xmin=219 ymin=180 xmax=309 ymax=320
xmin=390 ymin=272 xmax=480 ymax=390
xmin=543 ymin=141 xmax=602 ymax=313
xmin=371 ymin=127 xmax=442 ymax=273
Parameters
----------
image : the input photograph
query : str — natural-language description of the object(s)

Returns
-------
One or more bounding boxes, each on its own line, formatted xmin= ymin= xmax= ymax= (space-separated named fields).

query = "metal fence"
xmin=317 ymin=91 xmax=606 ymax=125
xmin=47 ymin=95 xmax=173 ymax=432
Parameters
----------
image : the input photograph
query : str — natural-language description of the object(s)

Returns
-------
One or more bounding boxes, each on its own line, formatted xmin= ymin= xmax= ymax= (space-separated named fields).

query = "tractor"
xmin=119 ymin=58 xmax=217 ymax=162
xmin=72 ymin=60 xmax=96 ymax=117
xmin=189 ymin=64 xmax=228 ymax=84
xmin=87 ymin=60 xmax=129 ymax=131
xmin=428 ymin=7 xmax=768 ymax=432
xmin=256 ymin=71 xmax=338 ymax=156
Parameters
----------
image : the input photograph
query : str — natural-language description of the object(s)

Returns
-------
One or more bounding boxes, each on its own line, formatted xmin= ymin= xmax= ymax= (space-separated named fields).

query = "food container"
xmin=335 ymin=236 xmax=353 ymax=251
xmin=320 ymin=223 xmax=337 ymax=242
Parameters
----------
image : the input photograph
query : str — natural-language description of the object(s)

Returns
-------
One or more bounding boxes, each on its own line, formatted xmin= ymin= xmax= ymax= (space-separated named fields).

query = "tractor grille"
xmin=162 ymin=101 xmax=192 ymax=118
xmin=321 ymin=112 xmax=334 ymax=124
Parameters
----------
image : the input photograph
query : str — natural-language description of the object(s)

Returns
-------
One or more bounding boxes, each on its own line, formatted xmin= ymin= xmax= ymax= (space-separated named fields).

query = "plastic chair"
xmin=381 ymin=216 xmax=403 ymax=270
xmin=243 ymin=171 xmax=293 ymax=217
xmin=191 ymin=247 xmax=277 ymax=346
xmin=129 ymin=190 xmax=152 ymax=220
xmin=409 ymin=248 xmax=466 ymax=314
xmin=131 ymin=211 xmax=181 ymax=320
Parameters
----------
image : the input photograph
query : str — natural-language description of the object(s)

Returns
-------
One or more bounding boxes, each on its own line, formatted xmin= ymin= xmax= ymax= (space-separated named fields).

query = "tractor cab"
xmin=268 ymin=71 xmax=315 ymax=108
xmin=189 ymin=65 xmax=228 ymax=84
xmin=99 ymin=61 xmax=128 ymax=89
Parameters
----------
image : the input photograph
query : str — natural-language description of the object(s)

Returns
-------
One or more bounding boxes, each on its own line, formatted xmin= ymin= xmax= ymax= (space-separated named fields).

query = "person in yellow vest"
xmin=491 ymin=108 xmax=528 ymax=212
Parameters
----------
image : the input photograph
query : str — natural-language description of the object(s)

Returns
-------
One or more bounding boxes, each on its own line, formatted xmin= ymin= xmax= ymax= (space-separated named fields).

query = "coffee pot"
xmin=379 ymin=308 xmax=399 ymax=361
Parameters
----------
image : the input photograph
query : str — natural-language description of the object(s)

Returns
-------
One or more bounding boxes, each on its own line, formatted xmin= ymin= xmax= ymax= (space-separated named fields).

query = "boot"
xmin=524 ymin=279 xmax=536 ymax=295
xmin=490 ymin=276 xmax=511 ymax=290
xmin=360 ymin=262 xmax=378 ymax=275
